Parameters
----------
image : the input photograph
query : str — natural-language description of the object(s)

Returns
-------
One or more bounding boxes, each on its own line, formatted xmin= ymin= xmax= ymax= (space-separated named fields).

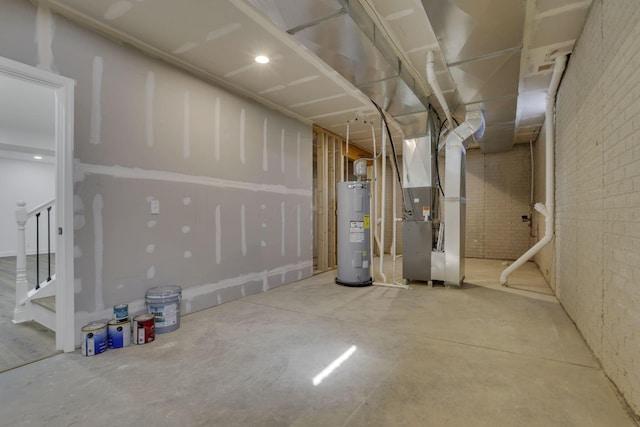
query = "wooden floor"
xmin=0 ymin=255 xmax=57 ymax=373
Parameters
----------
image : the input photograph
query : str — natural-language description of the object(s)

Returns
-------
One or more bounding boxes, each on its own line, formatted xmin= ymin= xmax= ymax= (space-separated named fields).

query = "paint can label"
xmin=133 ymin=315 xmax=155 ymax=344
xmin=81 ymin=322 xmax=108 ymax=356
xmin=108 ymin=320 xmax=131 ymax=348
xmin=113 ymin=304 xmax=128 ymax=321
xmin=149 ymin=303 xmax=178 ymax=327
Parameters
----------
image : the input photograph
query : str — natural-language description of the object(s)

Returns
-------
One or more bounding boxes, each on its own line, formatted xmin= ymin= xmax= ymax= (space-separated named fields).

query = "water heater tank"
xmin=335 ymin=181 xmax=372 ymax=286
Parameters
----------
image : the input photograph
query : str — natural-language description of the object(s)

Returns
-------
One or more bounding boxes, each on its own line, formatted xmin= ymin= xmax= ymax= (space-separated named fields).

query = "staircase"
xmin=13 ymin=199 xmax=57 ymax=332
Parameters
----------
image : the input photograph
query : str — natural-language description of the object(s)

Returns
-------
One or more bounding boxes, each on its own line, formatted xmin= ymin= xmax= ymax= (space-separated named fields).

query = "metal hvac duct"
xmin=248 ymin=0 xmax=437 ymax=138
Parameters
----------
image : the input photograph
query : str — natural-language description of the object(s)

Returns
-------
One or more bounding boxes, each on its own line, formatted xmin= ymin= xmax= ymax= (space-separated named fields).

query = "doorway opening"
xmin=0 ymin=56 xmax=75 ymax=363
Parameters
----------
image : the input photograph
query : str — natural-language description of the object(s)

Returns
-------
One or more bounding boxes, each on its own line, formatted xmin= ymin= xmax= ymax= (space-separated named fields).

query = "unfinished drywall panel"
xmin=73 ymin=174 xmax=311 ymax=315
xmin=0 ymin=0 xmax=37 ymax=67
xmin=0 ymin=0 xmax=313 ymax=342
xmin=555 ymin=0 xmax=640 ymax=416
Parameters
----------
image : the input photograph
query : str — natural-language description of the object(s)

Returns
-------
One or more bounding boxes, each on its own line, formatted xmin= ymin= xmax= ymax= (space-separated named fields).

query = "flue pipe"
xmin=500 ymin=54 xmax=567 ymax=285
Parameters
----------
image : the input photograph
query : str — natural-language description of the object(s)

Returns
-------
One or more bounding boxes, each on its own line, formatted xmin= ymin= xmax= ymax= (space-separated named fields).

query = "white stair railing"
xmin=14 ymin=198 xmax=57 ymax=331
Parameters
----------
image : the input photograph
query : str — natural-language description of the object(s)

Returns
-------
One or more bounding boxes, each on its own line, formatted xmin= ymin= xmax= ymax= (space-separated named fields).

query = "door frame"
xmin=0 ymin=56 xmax=75 ymax=352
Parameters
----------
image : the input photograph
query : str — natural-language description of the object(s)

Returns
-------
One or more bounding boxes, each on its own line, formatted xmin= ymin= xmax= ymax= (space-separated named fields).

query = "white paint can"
xmin=146 ymin=285 xmax=182 ymax=334
xmin=81 ymin=322 xmax=108 ymax=356
xmin=107 ymin=319 xmax=131 ymax=349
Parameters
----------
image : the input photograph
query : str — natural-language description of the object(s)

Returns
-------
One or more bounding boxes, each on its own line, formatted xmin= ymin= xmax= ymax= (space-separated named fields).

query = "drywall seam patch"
xmin=92 ymin=194 xmax=105 ymax=311
xmin=281 ymin=128 xmax=285 ymax=173
xmin=173 ymin=42 xmax=199 ymax=55
xmin=77 ymin=163 xmax=313 ymax=196
xmin=104 ymin=1 xmax=133 ymax=20
xmin=146 ymin=265 xmax=155 ymax=279
xmin=297 ymin=204 xmax=301 ymax=257
xmin=281 ymin=202 xmax=285 ymax=256
xmin=241 ymin=204 xmax=246 ymax=256
xmin=215 ymin=205 xmax=221 ymax=264
xmin=146 ymin=244 xmax=155 ymax=254
xmin=35 ymin=6 xmax=55 ymax=72
xmin=258 ymin=85 xmax=285 ymax=95
xmin=214 ymin=98 xmax=221 ymax=161
xmin=146 ymin=71 xmax=154 ymax=147
xmin=288 ymin=75 xmax=318 ymax=86
xmin=182 ymin=260 xmax=313 ymax=300
xmin=183 ymin=91 xmax=190 ymax=158
xmin=206 ymin=22 xmax=241 ymax=41
xmin=263 ymin=118 xmax=268 ymax=171
xmin=240 ymin=109 xmax=246 ymax=164
xmin=76 ymin=260 xmax=313 ymax=322
xmin=297 ymin=131 xmax=301 ymax=178
xmin=90 ymin=56 xmax=103 ymax=145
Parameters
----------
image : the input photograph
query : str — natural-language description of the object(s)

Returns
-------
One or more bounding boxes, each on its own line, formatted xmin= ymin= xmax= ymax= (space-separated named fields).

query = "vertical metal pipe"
xmin=372 ymin=124 xmax=380 ymax=257
xmin=36 ymin=212 xmax=40 ymax=289
xmin=379 ymin=118 xmax=387 ymax=283
xmin=47 ymin=206 xmax=52 ymax=282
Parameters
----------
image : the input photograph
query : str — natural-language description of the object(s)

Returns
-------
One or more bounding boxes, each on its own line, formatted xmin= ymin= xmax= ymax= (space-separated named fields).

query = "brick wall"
xmin=550 ymin=0 xmax=640 ymax=416
xmin=465 ymin=145 xmax=533 ymax=260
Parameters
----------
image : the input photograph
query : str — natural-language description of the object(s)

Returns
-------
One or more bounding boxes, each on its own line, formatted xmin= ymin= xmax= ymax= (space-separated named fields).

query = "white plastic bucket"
xmin=146 ymin=285 xmax=182 ymax=334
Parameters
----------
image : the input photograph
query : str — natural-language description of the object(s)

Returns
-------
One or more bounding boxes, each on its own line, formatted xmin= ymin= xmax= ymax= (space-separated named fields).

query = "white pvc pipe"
xmin=500 ymin=54 xmax=567 ymax=285
xmin=427 ymin=51 xmax=454 ymax=130
xmin=345 ymin=121 xmax=350 ymax=182
xmin=369 ymin=123 xmax=376 ymax=279
xmin=391 ymin=149 xmax=398 ymax=282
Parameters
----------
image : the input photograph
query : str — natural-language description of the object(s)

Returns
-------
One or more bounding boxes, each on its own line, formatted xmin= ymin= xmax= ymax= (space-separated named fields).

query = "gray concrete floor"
xmin=0 ymin=259 xmax=635 ymax=426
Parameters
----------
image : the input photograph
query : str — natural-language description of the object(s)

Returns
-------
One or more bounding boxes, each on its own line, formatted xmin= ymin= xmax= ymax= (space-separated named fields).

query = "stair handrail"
xmin=15 ymin=198 xmax=55 ymax=311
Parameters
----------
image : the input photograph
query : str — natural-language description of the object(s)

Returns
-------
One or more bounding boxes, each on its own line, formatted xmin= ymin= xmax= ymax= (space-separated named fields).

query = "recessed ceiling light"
xmin=255 ymin=55 xmax=270 ymax=64
xmin=33 ymin=155 xmax=43 ymax=160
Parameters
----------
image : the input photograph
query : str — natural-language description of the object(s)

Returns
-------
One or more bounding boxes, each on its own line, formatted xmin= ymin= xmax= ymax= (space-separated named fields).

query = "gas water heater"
xmin=336 ymin=160 xmax=372 ymax=286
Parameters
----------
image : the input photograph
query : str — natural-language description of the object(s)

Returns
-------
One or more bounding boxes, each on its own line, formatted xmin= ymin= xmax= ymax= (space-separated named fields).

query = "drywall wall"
xmin=0 ymin=157 xmax=55 ymax=257
xmin=0 ymin=0 xmax=313 ymax=339
xmin=554 ymin=0 xmax=640 ymax=416
xmin=465 ymin=145 xmax=533 ymax=260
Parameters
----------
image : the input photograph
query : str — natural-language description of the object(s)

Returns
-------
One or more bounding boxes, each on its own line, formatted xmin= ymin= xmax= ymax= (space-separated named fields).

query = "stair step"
xmin=32 ymin=296 xmax=55 ymax=312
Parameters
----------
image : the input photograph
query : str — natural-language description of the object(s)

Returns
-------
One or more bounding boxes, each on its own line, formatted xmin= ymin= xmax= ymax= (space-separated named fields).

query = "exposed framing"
xmin=313 ymin=125 xmax=372 ymax=273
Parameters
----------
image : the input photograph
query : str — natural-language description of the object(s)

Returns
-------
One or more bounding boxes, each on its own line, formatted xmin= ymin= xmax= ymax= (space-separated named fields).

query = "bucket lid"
xmin=146 ymin=285 xmax=182 ymax=298
xmin=134 ymin=314 xmax=155 ymax=321
xmin=82 ymin=322 xmax=106 ymax=331
xmin=108 ymin=318 xmax=130 ymax=325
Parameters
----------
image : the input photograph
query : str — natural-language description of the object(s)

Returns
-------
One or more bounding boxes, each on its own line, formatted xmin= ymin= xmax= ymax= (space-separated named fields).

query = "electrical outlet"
xmin=150 ymin=200 xmax=160 ymax=215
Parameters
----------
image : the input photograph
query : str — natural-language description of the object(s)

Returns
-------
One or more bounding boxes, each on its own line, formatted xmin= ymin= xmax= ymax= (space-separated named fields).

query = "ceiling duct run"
xmin=248 ymin=0 xmax=440 ymax=138
xmin=420 ymin=0 xmax=526 ymax=152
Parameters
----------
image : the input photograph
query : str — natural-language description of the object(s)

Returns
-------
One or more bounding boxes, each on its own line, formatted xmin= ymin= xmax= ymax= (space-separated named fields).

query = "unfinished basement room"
xmin=0 ymin=0 xmax=638 ymax=425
